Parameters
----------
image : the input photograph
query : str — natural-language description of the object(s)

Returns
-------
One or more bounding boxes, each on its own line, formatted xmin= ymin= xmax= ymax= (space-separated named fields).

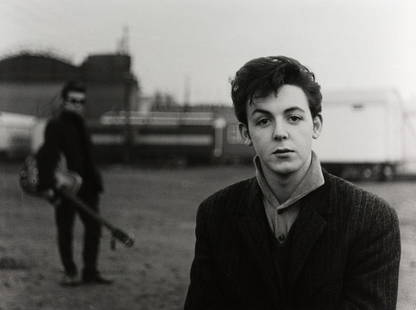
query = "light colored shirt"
xmin=255 ymin=152 xmax=325 ymax=244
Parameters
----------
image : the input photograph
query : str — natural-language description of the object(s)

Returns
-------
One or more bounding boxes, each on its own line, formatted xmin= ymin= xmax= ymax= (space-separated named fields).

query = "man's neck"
xmin=261 ymin=154 xmax=312 ymax=203
xmin=61 ymin=109 xmax=84 ymax=120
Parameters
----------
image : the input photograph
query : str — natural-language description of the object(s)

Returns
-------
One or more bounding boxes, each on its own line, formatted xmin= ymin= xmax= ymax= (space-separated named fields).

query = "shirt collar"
xmin=254 ymin=151 xmax=325 ymax=210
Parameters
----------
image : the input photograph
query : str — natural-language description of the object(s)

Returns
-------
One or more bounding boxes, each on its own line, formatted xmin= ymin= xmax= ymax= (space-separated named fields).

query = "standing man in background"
xmin=36 ymin=81 xmax=112 ymax=286
xmin=185 ymin=56 xmax=400 ymax=309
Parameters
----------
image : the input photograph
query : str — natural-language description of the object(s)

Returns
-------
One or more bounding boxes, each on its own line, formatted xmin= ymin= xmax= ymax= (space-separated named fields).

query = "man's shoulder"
xmin=325 ymin=171 xmax=384 ymax=201
xmin=324 ymin=171 xmax=396 ymax=219
xmin=199 ymin=177 xmax=255 ymax=212
xmin=46 ymin=115 xmax=66 ymax=130
xmin=46 ymin=116 xmax=60 ymax=126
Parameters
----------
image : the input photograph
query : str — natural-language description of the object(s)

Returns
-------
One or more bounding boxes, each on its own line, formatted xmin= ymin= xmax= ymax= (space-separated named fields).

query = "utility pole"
xmin=183 ymin=75 xmax=190 ymax=111
xmin=123 ymin=73 xmax=135 ymax=164
xmin=118 ymin=25 xmax=133 ymax=163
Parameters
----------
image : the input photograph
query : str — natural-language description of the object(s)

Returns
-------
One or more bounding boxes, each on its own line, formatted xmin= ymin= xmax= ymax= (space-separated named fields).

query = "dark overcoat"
xmin=36 ymin=110 xmax=103 ymax=196
xmin=184 ymin=171 xmax=401 ymax=310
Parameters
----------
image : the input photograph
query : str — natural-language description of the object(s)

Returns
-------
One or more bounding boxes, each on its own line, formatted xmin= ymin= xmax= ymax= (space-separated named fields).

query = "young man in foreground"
xmin=184 ymin=56 xmax=400 ymax=309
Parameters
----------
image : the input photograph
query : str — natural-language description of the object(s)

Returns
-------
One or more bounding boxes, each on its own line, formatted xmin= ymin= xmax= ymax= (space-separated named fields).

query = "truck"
xmin=313 ymin=88 xmax=404 ymax=180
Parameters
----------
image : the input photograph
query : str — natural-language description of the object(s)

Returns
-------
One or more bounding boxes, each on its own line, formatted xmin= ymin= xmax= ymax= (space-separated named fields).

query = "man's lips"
xmin=272 ymin=148 xmax=294 ymax=154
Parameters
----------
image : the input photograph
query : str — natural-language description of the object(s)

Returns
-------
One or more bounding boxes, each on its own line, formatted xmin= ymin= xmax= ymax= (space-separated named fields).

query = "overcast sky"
xmin=0 ymin=0 xmax=415 ymax=104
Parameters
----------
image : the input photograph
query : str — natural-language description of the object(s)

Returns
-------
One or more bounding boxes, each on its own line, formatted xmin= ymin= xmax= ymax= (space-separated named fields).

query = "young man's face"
xmin=63 ymin=91 xmax=86 ymax=116
xmin=239 ymin=84 xmax=322 ymax=179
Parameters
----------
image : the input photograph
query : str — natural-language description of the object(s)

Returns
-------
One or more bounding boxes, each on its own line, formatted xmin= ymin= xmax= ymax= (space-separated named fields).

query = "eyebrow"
xmin=251 ymin=107 xmax=306 ymax=116
xmin=251 ymin=108 xmax=270 ymax=116
xmin=285 ymin=107 xmax=306 ymax=114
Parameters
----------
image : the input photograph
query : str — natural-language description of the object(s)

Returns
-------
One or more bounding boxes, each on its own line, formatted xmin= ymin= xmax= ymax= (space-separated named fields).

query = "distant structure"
xmin=117 ymin=26 xmax=130 ymax=55
xmin=0 ymin=51 xmax=139 ymax=120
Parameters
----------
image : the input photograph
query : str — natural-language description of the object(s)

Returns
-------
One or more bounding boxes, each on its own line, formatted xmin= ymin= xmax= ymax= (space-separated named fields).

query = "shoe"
xmin=59 ymin=273 xmax=80 ymax=287
xmin=82 ymin=273 xmax=113 ymax=285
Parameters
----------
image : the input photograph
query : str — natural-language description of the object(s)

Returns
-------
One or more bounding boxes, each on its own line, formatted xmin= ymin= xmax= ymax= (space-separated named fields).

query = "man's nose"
xmin=273 ymin=122 xmax=288 ymax=140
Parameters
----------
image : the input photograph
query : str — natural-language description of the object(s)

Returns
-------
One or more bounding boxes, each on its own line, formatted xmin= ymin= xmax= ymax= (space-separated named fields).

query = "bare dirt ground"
xmin=0 ymin=163 xmax=415 ymax=310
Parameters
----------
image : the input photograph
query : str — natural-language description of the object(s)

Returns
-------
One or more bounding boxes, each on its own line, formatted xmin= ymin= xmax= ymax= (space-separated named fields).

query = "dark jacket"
xmin=184 ymin=171 xmax=401 ymax=310
xmin=36 ymin=110 xmax=103 ymax=195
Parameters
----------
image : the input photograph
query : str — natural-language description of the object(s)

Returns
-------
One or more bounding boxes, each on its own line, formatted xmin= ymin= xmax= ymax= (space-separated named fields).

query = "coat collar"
xmin=254 ymin=151 xmax=325 ymax=211
xmin=237 ymin=174 xmax=332 ymax=217
xmin=287 ymin=184 xmax=328 ymax=286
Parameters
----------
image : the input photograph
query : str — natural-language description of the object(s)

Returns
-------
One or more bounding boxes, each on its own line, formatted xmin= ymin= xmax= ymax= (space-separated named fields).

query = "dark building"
xmin=0 ymin=52 xmax=139 ymax=119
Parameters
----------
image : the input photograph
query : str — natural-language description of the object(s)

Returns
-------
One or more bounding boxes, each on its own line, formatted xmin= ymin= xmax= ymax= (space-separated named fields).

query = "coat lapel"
xmin=288 ymin=185 xmax=328 ymax=288
xmin=236 ymin=179 xmax=282 ymax=306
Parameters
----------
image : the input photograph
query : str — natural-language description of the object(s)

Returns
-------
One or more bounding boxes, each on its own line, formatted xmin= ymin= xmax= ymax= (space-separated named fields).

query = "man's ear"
xmin=312 ymin=114 xmax=323 ymax=139
xmin=238 ymin=123 xmax=252 ymax=146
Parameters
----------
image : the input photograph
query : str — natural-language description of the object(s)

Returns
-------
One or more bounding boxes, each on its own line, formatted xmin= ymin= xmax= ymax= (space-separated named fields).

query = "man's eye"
xmin=288 ymin=115 xmax=303 ymax=123
xmin=256 ymin=118 xmax=270 ymax=126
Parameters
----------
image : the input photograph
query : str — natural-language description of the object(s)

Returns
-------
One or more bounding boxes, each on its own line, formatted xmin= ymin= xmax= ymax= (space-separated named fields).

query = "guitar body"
xmin=19 ymin=154 xmax=82 ymax=197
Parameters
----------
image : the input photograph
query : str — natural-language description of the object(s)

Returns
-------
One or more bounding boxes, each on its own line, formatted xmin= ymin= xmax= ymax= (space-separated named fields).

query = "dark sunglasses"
xmin=66 ymin=98 xmax=86 ymax=105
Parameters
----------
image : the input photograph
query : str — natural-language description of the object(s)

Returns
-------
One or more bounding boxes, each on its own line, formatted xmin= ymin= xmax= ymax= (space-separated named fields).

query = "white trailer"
xmin=313 ymin=89 xmax=403 ymax=180
xmin=0 ymin=111 xmax=37 ymax=158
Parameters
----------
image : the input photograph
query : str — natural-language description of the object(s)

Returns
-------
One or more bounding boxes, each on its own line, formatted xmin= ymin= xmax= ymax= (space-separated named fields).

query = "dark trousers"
xmin=54 ymin=192 xmax=101 ymax=276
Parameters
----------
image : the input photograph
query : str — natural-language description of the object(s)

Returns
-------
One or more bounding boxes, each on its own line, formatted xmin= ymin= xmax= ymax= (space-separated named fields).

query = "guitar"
xmin=19 ymin=155 xmax=134 ymax=249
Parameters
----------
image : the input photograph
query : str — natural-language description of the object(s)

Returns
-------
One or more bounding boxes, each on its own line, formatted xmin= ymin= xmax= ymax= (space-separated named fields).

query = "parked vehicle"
xmin=0 ymin=111 xmax=36 ymax=159
xmin=96 ymin=111 xmax=219 ymax=163
xmin=314 ymin=89 xmax=404 ymax=180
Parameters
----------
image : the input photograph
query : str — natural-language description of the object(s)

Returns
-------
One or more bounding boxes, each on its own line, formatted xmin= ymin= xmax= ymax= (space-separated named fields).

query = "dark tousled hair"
xmin=230 ymin=56 xmax=322 ymax=125
xmin=61 ymin=80 xmax=86 ymax=100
